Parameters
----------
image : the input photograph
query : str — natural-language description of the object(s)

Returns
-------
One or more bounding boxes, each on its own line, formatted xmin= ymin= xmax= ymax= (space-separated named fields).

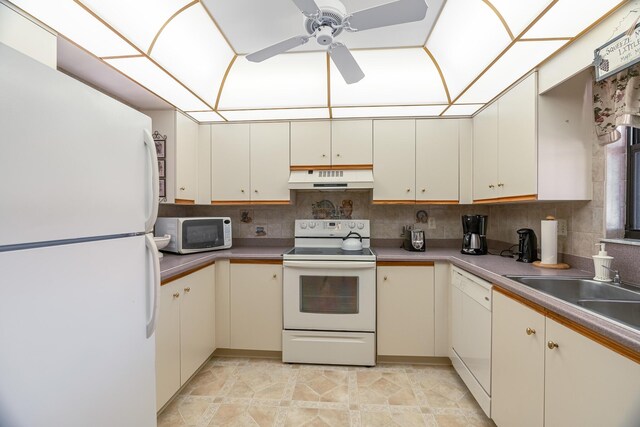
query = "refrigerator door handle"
xmin=145 ymin=233 xmax=160 ymax=338
xmin=143 ymin=129 xmax=159 ymax=234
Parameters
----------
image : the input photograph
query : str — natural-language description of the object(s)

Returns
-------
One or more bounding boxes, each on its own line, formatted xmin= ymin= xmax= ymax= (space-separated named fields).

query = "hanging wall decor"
xmin=153 ymin=130 xmax=167 ymax=202
xmin=594 ymin=22 xmax=640 ymax=82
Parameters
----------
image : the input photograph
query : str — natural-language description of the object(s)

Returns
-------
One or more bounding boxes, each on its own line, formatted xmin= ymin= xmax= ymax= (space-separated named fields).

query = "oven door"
xmin=283 ymin=260 xmax=376 ymax=332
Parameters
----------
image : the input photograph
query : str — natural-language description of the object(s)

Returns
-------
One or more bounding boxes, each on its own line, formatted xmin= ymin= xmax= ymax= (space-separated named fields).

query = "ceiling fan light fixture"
xmin=316 ymin=26 xmax=334 ymax=45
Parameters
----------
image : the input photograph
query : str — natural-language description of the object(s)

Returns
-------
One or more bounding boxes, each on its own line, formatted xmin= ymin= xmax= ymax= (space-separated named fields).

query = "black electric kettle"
xmin=516 ymin=229 xmax=538 ymax=263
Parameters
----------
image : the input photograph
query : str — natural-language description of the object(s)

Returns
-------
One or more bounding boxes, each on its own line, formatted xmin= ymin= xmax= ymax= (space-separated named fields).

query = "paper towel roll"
xmin=541 ymin=219 xmax=558 ymax=265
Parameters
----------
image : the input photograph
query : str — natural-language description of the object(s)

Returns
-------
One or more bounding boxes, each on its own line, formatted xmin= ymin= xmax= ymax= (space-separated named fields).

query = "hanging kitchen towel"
xmin=593 ymin=63 xmax=640 ymax=144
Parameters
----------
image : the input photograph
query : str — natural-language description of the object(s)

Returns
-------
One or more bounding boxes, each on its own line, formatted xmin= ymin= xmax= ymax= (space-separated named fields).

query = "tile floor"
xmin=158 ymin=357 xmax=495 ymax=427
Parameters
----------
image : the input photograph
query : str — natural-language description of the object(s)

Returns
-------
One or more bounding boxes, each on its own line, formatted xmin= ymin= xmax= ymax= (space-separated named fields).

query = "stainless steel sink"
xmin=576 ymin=300 xmax=640 ymax=329
xmin=505 ymin=276 xmax=640 ymax=330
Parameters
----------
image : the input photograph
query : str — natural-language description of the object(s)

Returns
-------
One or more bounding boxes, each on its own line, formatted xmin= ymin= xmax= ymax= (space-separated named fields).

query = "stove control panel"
xmin=294 ymin=219 xmax=370 ymax=238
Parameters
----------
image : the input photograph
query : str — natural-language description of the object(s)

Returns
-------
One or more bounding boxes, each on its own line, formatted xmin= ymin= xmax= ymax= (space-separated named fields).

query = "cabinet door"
xmin=331 ymin=120 xmax=373 ymax=166
xmin=415 ymin=119 xmax=459 ymax=202
xmin=290 ymin=121 xmax=331 ymax=166
xmin=250 ymin=123 xmax=290 ymax=202
xmin=155 ymin=281 xmax=181 ymax=410
xmin=373 ymin=120 xmax=416 ymax=202
xmin=230 ymin=263 xmax=282 ymax=351
xmin=176 ymin=113 xmax=198 ymax=202
xmin=377 ymin=265 xmax=434 ymax=356
xmin=544 ymin=318 xmax=640 ymax=427
xmin=179 ymin=265 xmax=215 ymax=385
xmin=498 ymin=73 xmax=537 ymax=198
xmin=196 ymin=124 xmax=211 ymax=205
xmin=473 ymin=102 xmax=498 ymax=201
xmin=491 ymin=291 xmax=545 ymax=427
xmin=211 ymin=124 xmax=250 ymax=202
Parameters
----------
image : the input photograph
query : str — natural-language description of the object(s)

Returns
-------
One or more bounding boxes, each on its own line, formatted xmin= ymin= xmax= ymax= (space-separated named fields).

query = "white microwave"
xmin=154 ymin=217 xmax=232 ymax=254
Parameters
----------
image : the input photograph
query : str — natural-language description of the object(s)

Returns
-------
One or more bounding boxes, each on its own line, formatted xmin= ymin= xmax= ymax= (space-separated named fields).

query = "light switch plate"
xmin=557 ymin=219 xmax=568 ymax=236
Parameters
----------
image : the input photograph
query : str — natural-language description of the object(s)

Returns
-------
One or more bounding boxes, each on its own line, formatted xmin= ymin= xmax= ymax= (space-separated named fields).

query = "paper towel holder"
xmin=533 ymin=215 xmax=571 ymax=269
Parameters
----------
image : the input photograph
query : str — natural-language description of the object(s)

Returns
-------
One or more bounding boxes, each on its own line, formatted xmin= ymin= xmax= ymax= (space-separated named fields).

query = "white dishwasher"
xmin=451 ymin=266 xmax=492 ymax=417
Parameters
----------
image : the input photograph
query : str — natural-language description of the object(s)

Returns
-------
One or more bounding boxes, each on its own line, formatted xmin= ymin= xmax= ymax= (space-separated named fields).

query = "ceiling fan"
xmin=246 ymin=0 xmax=428 ymax=84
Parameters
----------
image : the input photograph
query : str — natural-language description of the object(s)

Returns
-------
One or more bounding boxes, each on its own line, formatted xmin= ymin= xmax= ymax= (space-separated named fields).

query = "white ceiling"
xmin=202 ymin=0 xmax=445 ymax=53
xmin=7 ymin=0 xmax=628 ymax=122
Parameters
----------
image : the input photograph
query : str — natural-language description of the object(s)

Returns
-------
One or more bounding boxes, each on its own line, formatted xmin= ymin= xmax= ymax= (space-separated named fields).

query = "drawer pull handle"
xmin=548 ymin=341 xmax=559 ymax=349
xmin=488 ymin=184 xmax=495 ymax=189
xmin=526 ymin=327 xmax=536 ymax=335
xmin=180 ymin=187 xmax=185 ymax=191
xmin=184 ymin=287 xmax=191 ymax=293
xmin=173 ymin=292 xmax=180 ymax=299
xmin=272 ymin=274 xmax=277 ymax=279
xmin=383 ymin=276 xmax=388 ymax=281
xmin=484 ymin=296 xmax=489 ymax=301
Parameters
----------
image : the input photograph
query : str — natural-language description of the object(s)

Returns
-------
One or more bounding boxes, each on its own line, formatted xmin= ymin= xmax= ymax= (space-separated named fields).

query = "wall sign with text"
xmin=595 ymin=23 xmax=640 ymax=81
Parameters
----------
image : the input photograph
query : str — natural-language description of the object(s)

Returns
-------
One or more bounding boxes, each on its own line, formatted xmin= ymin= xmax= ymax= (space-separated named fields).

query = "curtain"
xmin=593 ymin=63 xmax=640 ymax=144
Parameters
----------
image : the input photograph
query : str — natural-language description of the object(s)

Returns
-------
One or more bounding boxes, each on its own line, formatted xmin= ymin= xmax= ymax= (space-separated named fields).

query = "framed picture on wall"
xmin=159 ymin=179 xmax=166 ymax=198
xmin=158 ymin=159 xmax=165 ymax=178
xmin=154 ymin=139 xmax=165 ymax=158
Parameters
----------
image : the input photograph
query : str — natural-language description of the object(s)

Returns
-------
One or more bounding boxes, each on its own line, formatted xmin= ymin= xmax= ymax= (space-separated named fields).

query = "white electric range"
xmin=282 ymin=219 xmax=376 ymax=366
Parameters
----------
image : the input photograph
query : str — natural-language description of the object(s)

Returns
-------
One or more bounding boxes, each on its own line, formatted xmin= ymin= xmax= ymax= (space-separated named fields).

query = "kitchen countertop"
xmin=159 ymin=245 xmax=640 ymax=355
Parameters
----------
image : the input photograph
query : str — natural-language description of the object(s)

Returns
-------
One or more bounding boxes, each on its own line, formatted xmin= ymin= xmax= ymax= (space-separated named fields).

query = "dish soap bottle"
xmin=593 ymin=243 xmax=614 ymax=282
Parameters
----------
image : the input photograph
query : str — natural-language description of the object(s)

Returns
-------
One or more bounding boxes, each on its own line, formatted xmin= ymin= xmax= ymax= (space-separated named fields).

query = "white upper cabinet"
xmin=291 ymin=120 xmax=373 ymax=167
xmin=196 ymin=125 xmax=211 ymax=205
xmin=497 ymin=73 xmax=537 ymax=198
xmin=211 ymin=124 xmax=251 ymax=202
xmin=250 ymin=123 xmax=290 ymax=202
xmin=175 ymin=112 xmax=198 ymax=203
xmin=211 ymin=123 xmax=290 ymax=204
xmin=416 ymin=119 xmax=459 ymax=202
xmin=373 ymin=120 xmax=416 ymax=202
xmin=290 ymin=121 xmax=331 ymax=166
xmin=331 ymin=120 xmax=373 ymax=166
xmin=473 ymin=102 xmax=499 ymax=201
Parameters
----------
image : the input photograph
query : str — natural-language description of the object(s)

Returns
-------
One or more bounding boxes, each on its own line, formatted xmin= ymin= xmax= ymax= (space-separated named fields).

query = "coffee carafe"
xmin=461 ymin=215 xmax=488 ymax=255
xmin=516 ymin=228 xmax=538 ymax=263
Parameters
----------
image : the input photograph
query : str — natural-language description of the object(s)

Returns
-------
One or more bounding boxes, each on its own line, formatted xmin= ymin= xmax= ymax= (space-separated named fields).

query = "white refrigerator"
xmin=0 ymin=43 xmax=160 ymax=427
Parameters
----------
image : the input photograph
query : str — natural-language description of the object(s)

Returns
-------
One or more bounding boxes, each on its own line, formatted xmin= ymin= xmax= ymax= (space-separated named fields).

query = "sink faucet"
xmin=601 ymin=265 xmax=621 ymax=285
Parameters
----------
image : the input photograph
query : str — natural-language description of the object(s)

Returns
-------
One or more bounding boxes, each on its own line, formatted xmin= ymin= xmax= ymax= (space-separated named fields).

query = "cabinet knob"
xmin=173 ymin=292 xmax=180 ymax=299
xmin=488 ymin=184 xmax=495 ymax=189
xmin=241 ymin=189 xmax=245 ymax=193
xmin=383 ymin=276 xmax=388 ymax=281
xmin=498 ymin=183 xmax=504 ymax=187
xmin=526 ymin=327 xmax=536 ymax=335
xmin=184 ymin=287 xmax=191 ymax=293
xmin=322 ymin=154 xmax=326 ymax=157
xmin=406 ymin=188 xmax=411 ymax=193
xmin=272 ymin=273 xmax=277 ymax=279
xmin=421 ymin=188 xmax=426 ymax=193
xmin=180 ymin=187 xmax=185 ymax=191
xmin=254 ymin=189 xmax=258 ymax=193
xmin=547 ymin=341 xmax=559 ymax=349
xmin=336 ymin=153 xmax=341 ymax=157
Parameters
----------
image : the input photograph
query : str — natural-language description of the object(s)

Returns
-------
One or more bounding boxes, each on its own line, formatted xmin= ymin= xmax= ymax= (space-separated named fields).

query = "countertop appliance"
xmin=283 ymin=219 xmax=376 ymax=366
xmin=0 ymin=45 xmax=158 ymax=427
xmin=461 ymin=215 xmax=488 ymax=255
xmin=155 ymin=217 xmax=232 ymax=254
xmin=402 ymin=226 xmax=425 ymax=252
xmin=516 ymin=228 xmax=538 ymax=263
xmin=451 ymin=266 xmax=492 ymax=418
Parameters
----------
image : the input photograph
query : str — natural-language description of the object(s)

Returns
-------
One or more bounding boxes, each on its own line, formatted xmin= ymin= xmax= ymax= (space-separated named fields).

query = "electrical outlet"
xmin=427 ymin=218 xmax=436 ymax=230
xmin=557 ymin=219 xmax=568 ymax=236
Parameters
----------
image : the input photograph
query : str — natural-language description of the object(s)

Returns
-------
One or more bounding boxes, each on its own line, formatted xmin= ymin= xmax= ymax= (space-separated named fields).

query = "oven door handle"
xmin=283 ymin=260 xmax=376 ymax=270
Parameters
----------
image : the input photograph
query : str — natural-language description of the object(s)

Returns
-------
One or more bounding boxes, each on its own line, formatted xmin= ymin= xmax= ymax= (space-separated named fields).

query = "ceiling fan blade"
xmin=291 ymin=0 xmax=320 ymax=16
xmin=246 ymin=35 xmax=311 ymax=62
xmin=329 ymin=44 xmax=364 ymax=84
xmin=347 ymin=0 xmax=428 ymax=32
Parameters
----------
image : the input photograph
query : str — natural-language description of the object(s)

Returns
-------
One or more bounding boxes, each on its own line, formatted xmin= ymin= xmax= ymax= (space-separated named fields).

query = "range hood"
xmin=288 ymin=169 xmax=374 ymax=190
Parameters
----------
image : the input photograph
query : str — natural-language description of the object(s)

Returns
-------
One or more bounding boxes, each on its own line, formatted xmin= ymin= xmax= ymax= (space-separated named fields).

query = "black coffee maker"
xmin=461 ymin=215 xmax=488 ymax=255
xmin=516 ymin=228 xmax=538 ymax=263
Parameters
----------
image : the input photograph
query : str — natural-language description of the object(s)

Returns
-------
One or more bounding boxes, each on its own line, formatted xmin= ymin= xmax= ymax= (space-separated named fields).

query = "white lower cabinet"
xmin=229 ymin=261 xmax=282 ymax=351
xmin=156 ymin=264 xmax=215 ymax=410
xmin=492 ymin=290 xmax=640 ymax=427
xmin=376 ymin=263 xmax=435 ymax=357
